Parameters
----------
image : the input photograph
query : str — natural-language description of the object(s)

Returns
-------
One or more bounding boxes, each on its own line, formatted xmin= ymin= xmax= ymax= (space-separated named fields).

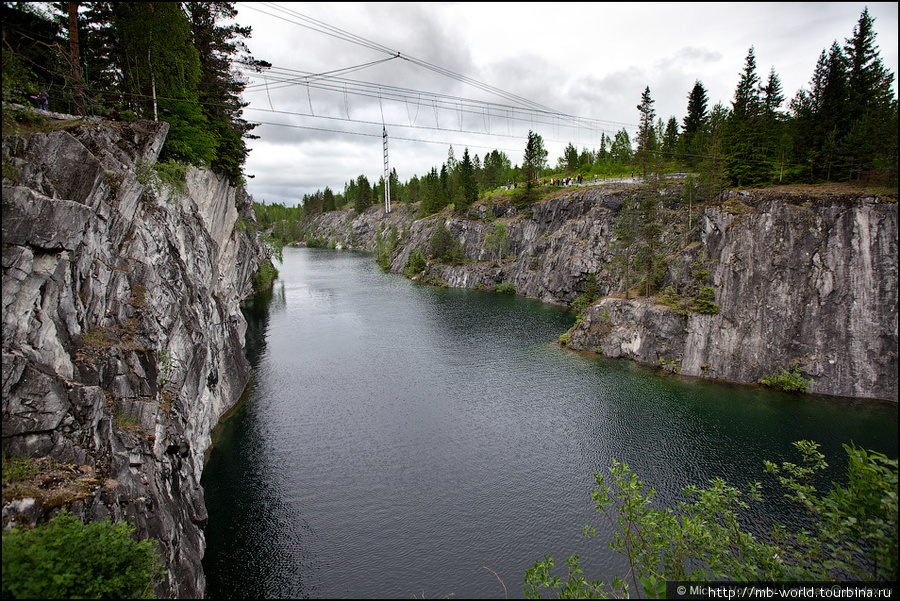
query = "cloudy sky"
xmin=231 ymin=2 xmax=899 ymax=207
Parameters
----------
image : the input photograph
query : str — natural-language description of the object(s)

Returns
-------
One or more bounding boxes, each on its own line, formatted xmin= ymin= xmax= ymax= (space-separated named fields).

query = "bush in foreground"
xmin=525 ymin=440 xmax=898 ymax=598
xmin=2 ymin=510 xmax=164 ymax=599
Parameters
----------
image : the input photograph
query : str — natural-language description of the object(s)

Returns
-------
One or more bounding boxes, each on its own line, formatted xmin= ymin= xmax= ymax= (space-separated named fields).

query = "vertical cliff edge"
xmin=2 ymin=116 xmax=265 ymax=597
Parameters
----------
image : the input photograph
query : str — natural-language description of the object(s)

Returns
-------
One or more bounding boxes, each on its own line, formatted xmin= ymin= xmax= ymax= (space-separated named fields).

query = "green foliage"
xmin=2 ymin=510 xmax=164 ymax=599
xmin=304 ymin=235 xmax=327 ymax=248
xmin=526 ymin=441 xmax=898 ymax=598
xmin=484 ymin=221 xmax=508 ymax=262
xmin=759 ymin=364 xmax=815 ymax=393
xmin=525 ymin=554 xmax=613 ymax=599
xmin=252 ymin=258 xmax=279 ymax=293
xmin=353 ymin=174 xmax=374 ymax=214
xmin=661 ymin=285 xmax=720 ymax=316
xmin=156 ymin=348 xmax=174 ymax=389
xmin=2 ymin=453 xmax=38 ymax=486
xmin=157 ymin=99 xmax=217 ymax=165
xmin=764 ymin=441 xmax=898 ymax=581
xmin=253 ymin=201 xmax=305 ymax=246
xmin=523 ymin=130 xmax=548 ymax=185
xmin=375 ymin=226 xmax=401 ymax=271
xmin=135 ymin=159 xmax=189 ymax=200
xmin=403 ymin=252 xmax=428 ymax=278
xmin=494 ymin=283 xmax=516 ymax=295
xmin=571 ymin=273 xmax=599 ymax=316
xmin=1 ymin=48 xmax=38 ymax=103
xmin=427 ymin=222 xmax=465 ymax=265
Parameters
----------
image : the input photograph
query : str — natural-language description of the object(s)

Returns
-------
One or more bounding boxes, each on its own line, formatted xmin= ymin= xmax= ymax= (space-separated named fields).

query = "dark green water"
xmin=202 ymin=247 xmax=897 ymax=598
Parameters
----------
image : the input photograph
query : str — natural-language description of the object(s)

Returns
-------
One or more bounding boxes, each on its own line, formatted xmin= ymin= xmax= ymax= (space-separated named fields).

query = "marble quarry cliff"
xmin=301 ymin=184 xmax=897 ymax=401
xmin=2 ymin=116 xmax=265 ymax=597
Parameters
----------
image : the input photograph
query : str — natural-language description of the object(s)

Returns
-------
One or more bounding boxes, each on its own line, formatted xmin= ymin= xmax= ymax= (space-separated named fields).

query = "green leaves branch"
xmin=525 ymin=440 xmax=897 ymax=598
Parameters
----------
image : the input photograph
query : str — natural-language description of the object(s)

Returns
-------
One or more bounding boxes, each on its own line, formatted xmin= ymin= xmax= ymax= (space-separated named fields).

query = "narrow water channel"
xmin=202 ymin=247 xmax=897 ymax=599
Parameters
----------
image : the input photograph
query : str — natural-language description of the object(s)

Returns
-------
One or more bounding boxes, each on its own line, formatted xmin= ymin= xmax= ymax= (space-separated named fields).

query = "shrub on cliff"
xmin=404 ymin=252 xmax=427 ymax=278
xmin=759 ymin=364 xmax=814 ymax=393
xmin=428 ymin=223 xmax=465 ymax=265
xmin=2 ymin=510 xmax=164 ymax=599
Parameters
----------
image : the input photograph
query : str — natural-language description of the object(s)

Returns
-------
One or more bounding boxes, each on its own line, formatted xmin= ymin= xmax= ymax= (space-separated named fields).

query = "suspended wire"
xmin=237 ymin=62 xmax=634 ymax=141
xmin=62 ymin=76 xmax=803 ymax=170
xmin=237 ymin=2 xmax=617 ymax=135
xmin=240 ymin=62 xmax=633 ymax=132
xmin=248 ymin=119 xmax=524 ymax=154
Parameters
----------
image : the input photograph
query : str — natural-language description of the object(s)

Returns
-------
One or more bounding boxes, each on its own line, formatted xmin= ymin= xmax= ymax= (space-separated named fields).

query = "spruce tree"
xmin=681 ymin=81 xmax=708 ymax=167
xmin=523 ymin=130 xmax=548 ymax=186
xmin=725 ymin=47 xmax=770 ymax=186
xmin=844 ymin=7 xmax=894 ymax=123
xmin=636 ymin=86 xmax=657 ymax=178
xmin=843 ymin=7 xmax=896 ymax=181
xmin=457 ymin=148 xmax=478 ymax=213
xmin=186 ymin=2 xmax=270 ymax=183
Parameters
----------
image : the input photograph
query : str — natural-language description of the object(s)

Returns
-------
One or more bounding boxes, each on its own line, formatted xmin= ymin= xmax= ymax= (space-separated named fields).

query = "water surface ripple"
xmin=203 ymin=247 xmax=897 ymax=599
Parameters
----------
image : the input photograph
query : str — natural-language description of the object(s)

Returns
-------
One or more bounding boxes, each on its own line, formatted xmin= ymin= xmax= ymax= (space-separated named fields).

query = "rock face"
xmin=302 ymin=185 xmax=897 ymax=400
xmin=2 ymin=117 xmax=265 ymax=597
xmin=302 ymin=184 xmax=636 ymax=305
xmin=568 ymin=191 xmax=898 ymax=401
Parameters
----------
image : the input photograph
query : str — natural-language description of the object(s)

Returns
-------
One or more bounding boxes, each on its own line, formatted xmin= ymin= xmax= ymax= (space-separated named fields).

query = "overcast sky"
xmin=232 ymin=2 xmax=899 ymax=207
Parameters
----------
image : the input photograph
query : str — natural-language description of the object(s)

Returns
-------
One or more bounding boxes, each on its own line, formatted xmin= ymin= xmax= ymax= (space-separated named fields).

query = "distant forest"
xmin=3 ymin=4 xmax=895 ymax=220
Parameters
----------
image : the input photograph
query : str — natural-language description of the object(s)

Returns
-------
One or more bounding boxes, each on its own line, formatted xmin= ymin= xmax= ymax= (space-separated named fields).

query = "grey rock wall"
xmin=568 ymin=191 xmax=898 ymax=401
xmin=2 ymin=117 xmax=265 ymax=597
xmin=302 ymin=185 xmax=897 ymax=401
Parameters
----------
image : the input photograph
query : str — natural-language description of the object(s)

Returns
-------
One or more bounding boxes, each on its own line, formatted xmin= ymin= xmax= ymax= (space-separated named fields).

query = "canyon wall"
xmin=301 ymin=184 xmax=897 ymax=400
xmin=2 ymin=116 xmax=265 ymax=596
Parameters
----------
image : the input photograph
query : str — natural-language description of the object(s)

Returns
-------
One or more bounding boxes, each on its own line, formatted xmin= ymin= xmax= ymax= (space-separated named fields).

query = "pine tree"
xmin=611 ymin=129 xmax=632 ymax=164
xmin=457 ymin=148 xmax=478 ymax=213
xmin=662 ymin=117 xmax=679 ymax=161
xmin=731 ymin=47 xmax=761 ymax=122
xmin=680 ymin=81 xmax=708 ymax=167
xmin=612 ymin=196 xmax=640 ymax=300
xmin=843 ymin=7 xmax=896 ymax=181
xmin=186 ymin=2 xmax=271 ymax=183
xmin=815 ymin=42 xmax=850 ymax=180
xmin=563 ymin=142 xmax=579 ymax=173
xmin=844 ymin=7 xmax=895 ymax=123
xmin=761 ymin=67 xmax=784 ymax=122
xmin=725 ymin=48 xmax=770 ymax=186
xmin=699 ymin=103 xmax=729 ymax=199
xmin=523 ymin=130 xmax=548 ymax=186
xmin=323 ymin=187 xmax=336 ymax=212
xmin=354 ymin=174 xmax=372 ymax=213
xmin=636 ymin=86 xmax=656 ymax=178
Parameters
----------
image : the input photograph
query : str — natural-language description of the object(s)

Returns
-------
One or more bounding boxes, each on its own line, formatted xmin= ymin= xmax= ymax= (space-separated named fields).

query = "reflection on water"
xmin=203 ymin=248 xmax=897 ymax=599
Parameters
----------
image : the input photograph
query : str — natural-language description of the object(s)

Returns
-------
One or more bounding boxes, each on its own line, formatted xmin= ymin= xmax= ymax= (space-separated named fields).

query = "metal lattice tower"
xmin=382 ymin=127 xmax=391 ymax=213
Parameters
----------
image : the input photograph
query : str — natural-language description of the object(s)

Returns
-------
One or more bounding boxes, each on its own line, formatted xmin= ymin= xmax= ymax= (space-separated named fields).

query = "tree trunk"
xmin=67 ymin=2 xmax=85 ymax=115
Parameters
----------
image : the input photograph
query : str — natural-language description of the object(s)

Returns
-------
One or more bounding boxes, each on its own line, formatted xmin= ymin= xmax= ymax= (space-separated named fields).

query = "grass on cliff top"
xmin=742 ymin=182 xmax=897 ymax=201
xmin=1 ymin=105 xmax=82 ymax=138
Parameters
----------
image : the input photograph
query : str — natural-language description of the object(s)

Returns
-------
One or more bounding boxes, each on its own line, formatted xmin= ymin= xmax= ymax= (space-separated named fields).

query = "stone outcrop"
xmin=567 ymin=190 xmax=898 ymax=401
xmin=301 ymin=184 xmax=897 ymax=400
xmin=2 ymin=115 xmax=265 ymax=596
